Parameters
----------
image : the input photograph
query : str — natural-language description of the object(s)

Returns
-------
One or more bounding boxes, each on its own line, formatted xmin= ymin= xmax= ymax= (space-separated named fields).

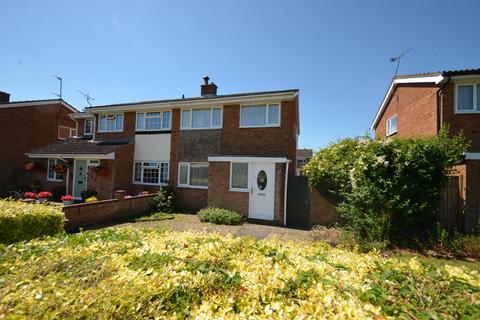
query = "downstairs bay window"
xmin=133 ymin=161 xmax=169 ymax=185
xmin=178 ymin=162 xmax=208 ymax=188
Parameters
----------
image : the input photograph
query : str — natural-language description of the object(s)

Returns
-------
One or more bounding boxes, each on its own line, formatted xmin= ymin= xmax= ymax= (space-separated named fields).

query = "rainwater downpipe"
xmin=283 ymin=159 xmax=291 ymax=226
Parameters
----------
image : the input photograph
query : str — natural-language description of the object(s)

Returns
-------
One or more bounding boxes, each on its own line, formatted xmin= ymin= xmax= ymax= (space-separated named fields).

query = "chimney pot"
xmin=0 ymin=91 xmax=10 ymax=104
xmin=201 ymin=76 xmax=217 ymax=97
xmin=203 ymin=76 xmax=210 ymax=85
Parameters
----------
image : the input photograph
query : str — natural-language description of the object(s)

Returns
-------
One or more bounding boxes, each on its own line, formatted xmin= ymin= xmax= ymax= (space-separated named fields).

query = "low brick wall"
xmin=62 ymin=194 xmax=155 ymax=232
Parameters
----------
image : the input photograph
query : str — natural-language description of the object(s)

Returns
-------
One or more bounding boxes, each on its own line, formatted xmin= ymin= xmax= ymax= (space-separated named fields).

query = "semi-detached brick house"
xmin=27 ymin=77 xmax=299 ymax=225
xmin=0 ymin=91 xmax=77 ymax=195
xmin=371 ymin=68 xmax=480 ymax=232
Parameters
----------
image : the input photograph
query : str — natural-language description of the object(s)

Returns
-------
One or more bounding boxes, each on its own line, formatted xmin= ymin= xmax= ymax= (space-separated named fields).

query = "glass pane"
xmin=136 ymin=113 xmax=145 ymax=130
xmin=134 ymin=162 xmax=142 ymax=182
xmin=241 ymin=105 xmax=266 ymax=126
xmin=143 ymin=168 xmax=159 ymax=184
xmin=115 ymin=114 xmax=123 ymax=130
xmin=48 ymin=159 xmax=55 ymax=179
xmin=190 ymin=164 xmax=208 ymax=186
xmin=390 ymin=116 xmax=397 ymax=134
xmin=267 ymin=104 xmax=280 ymax=125
xmin=179 ymin=164 xmax=188 ymax=184
xmin=457 ymin=85 xmax=474 ymax=110
xmin=107 ymin=118 xmax=115 ymax=131
xmin=257 ymin=170 xmax=267 ymax=190
xmin=181 ymin=110 xmax=191 ymax=128
xmin=231 ymin=163 xmax=248 ymax=189
xmin=212 ymin=108 xmax=222 ymax=127
xmin=160 ymin=163 xmax=169 ymax=183
xmin=85 ymin=120 xmax=92 ymax=134
xmin=162 ymin=111 xmax=171 ymax=129
xmin=99 ymin=116 xmax=106 ymax=131
xmin=477 ymin=85 xmax=480 ymax=110
xmin=146 ymin=116 xmax=161 ymax=130
xmin=192 ymin=109 xmax=211 ymax=128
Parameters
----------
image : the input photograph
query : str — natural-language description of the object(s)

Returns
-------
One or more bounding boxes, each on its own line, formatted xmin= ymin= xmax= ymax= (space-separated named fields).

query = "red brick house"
xmin=371 ymin=68 xmax=480 ymax=232
xmin=27 ymin=77 xmax=299 ymax=225
xmin=0 ymin=91 xmax=78 ymax=196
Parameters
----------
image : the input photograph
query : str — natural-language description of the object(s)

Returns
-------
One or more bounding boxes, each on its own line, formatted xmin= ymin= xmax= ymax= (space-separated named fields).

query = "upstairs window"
xmin=181 ymin=108 xmax=222 ymax=129
xmin=99 ymin=114 xmax=123 ymax=132
xmin=456 ymin=84 xmax=480 ymax=113
xmin=240 ymin=104 xmax=280 ymax=127
xmin=178 ymin=162 xmax=208 ymax=187
xmin=84 ymin=119 xmax=93 ymax=135
xmin=133 ymin=161 xmax=169 ymax=185
xmin=386 ymin=114 xmax=398 ymax=136
xmin=47 ymin=159 xmax=64 ymax=181
xmin=136 ymin=111 xmax=171 ymax=131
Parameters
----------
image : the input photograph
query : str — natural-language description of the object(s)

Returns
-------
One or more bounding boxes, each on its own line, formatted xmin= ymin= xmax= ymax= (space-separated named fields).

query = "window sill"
xmin=177 ymin=185 xmax=208 ymax=190
xmin=97 ymin=130 xmax=124 ymax=133
xmin=455 ymin=110 xmax=480 ymax=114
xmin=180 ymin=127 xmax=222 ymax=131
xmin=239 ymin=124 xmax=281 ymax=129
xmin=385 ymin=131 xmax=397 ymax=137
xmin=229 ymin=188 xmax=249 ymax=193
xmin=47 ymin=179 xmax=63 ymax=182
xmin=132 ymin=182 xmax=168 ymax=186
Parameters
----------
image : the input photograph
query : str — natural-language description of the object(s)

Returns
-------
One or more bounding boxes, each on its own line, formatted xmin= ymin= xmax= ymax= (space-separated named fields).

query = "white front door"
xmin=249 ymin=162 xmax=275 ymax=220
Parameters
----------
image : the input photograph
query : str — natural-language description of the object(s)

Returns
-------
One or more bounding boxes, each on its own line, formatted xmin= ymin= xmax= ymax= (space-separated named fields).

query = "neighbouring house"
xmin=371 ymin=68 xmax=480 ymax=232
xmin=0 ymin=91 xmax=78 ymax=196
xmin=296 ymin=148 xmax=313 ymax=175
xmin=27 ymin=77 xmax=299 ymax=225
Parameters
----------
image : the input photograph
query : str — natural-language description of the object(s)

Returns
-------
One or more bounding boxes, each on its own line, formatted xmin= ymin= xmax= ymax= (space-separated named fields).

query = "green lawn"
xmin=1 ymin=228 xmax=479 ymax=319
xmin=394 ymin=252 xmax=480 ymax=272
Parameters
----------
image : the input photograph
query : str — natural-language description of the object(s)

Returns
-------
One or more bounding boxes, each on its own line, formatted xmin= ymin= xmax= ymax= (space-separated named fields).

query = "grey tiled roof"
xmin=396 ymin=68 xmax=480 ymax=79
xmin=27 ymin=138 xmax=133 ymax=155
xmin=87 ymin=89 xmax=299 ymax=109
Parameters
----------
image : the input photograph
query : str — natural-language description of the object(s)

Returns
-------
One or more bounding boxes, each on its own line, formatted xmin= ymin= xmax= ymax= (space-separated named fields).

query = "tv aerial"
xmin=389 ymin=47 xmax=415 ymax=77
xmin=77 ymin=90 xmax=95 ymax=107
xmin=51 ymin=75 xmax=62 ymax=99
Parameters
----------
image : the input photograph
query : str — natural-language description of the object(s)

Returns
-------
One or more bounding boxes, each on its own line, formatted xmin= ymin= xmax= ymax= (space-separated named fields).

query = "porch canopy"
xmin=26 ymin=137 xmax=133 ymax=160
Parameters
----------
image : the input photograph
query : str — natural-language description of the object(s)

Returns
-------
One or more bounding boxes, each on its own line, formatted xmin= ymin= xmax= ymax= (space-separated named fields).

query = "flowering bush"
xmin=304 ymin=128 xmax=467 ymax=250
xmin=37 ymin=191 xmax=53 ymax=199
xmin=53 ymin=163 xmax=67 ymax=174
xmin=86 ymin=196 xmax=98 ymax=203
xmin=0 ymin=199 xmax=64 ymax=243
xmin=0 ymin=228 xmax=478 ymax=318
xmin=24 ymin=192 xmax=37 ymax=199
xmin=153 ymin=186 xmax=175 ymax=213
xmin=60 ymin=195 xmax=74 ymax=201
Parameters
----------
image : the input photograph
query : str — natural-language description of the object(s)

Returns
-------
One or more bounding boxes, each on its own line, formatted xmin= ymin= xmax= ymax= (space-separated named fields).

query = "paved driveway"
xmin=112 ymin=213 xmax=341 ymax=244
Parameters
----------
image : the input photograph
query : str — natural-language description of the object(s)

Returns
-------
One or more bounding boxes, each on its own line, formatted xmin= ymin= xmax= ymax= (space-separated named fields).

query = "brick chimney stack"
xmin=0 ymin=91 xmax=10 ymax=104
xmin=201 ymin=76 xmax=217 ymax=97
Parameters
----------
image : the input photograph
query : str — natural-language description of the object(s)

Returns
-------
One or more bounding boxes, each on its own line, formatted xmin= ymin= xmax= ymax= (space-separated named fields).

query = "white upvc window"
xmin=133 ymin=161 xmax=169 ymax=185
xmin=455 ymin=83 xmax=480 ymax=113
xmin=84 ymin=119 xmax=93 ymax=135
xmin=386 ymin=114 xmax=398 ymax=136
xmin=136 ymin=111 xmax=171 ymax=131
xmin=240 ymin=103 xmax=281 ymax=128
xmin=230 ymin=162 xmax=249 ymax=191
xmin=180 ymin=107 xmax=222 ymax=129
xmin=178 ymin=162 xmax=209 ymax=188
xmin=47 ymin=158 xmax=64 ymax=181
xmin=98 ymin=113 xmax=124 ymax=132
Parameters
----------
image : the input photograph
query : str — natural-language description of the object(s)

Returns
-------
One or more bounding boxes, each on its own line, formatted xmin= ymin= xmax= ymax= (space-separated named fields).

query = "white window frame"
xmin=177 ymin=162 xmax=209 ymax=189
xmin=47 ymin=158 xmax=64 ymax=182
xmin=84 ymin=119 xmax=94 ymax=135
xmin=386 ymin=114 xmax=398 ymax=136
xmin=135 ymin=111 xmax=172 ymax=131
xmin=58 ymin=126 xmax=76 ymax=140
xmin=180 ymin=107 xmax=223 ymax=130
xmin=132 ymin=161 xmax=169 ymax=186
xmin=455 ymin=83 xmax=480 ymax=114
xmin=229 ymin=162 xmax=249 ymax=192
xmin=239 ymin=103 xmax=281 ymax=128
xmin=98 ymin=113 xmax=124 ymax=132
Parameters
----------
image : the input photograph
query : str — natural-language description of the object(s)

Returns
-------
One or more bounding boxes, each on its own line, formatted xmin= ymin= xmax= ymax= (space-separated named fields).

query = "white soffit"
xmin=208 ymin=156 xmax=288 ymax=163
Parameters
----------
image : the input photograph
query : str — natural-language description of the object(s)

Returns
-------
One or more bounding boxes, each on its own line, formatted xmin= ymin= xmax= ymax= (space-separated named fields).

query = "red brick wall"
xmin=112 ymin=143 xmax=134 ymax=191
xmin=207 ymin=162 xmax=249 ymax=216
xmin=63 ymin=194 xmax=155 ymax=231
xmin=87 ymin=159 xmax=114 ymax=200
xmin=375 ymin=84 xmax=438 ymax=138
xmin=175 ymin=187 xmax=208 ymax=211
xmin=0 ymin=103 xmax=75 ymax=195
xmin=273 ymin=163 xmax=286 ymax=225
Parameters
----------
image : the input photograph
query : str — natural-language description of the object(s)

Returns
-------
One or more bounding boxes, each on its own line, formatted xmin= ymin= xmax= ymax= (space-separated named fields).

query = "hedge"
xmin=198 ymin=207 xmax=244 ymax=225
xmin=0 ymin=200 xmax=64 ymax=244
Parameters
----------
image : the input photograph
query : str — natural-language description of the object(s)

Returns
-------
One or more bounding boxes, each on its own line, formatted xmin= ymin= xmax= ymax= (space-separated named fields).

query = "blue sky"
xmin=1 ymin=0 xmax=479 ymax=149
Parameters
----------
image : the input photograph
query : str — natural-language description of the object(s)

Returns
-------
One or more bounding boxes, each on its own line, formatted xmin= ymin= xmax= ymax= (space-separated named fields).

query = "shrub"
xmin=198 ymin=207 xmax=244 ymax=225
xmin=0 ymin=199 xmax=64 ymax=243
xmin=153 ymin=186 xmax=175 ymax=213
xmin=51 ymin=186 xmax=66 ymax=201
xmin=81 ymin=189 xmax=97 ymax=201
xmin=86 ymin=196 xmax=98 ymax=203
xmin=304 ymin=128 xmax=467 ymax=250
xmin=37 ymin=191 xmax=53 ymax=199
xmin=451 ymin=233 xmax=480 ymax=259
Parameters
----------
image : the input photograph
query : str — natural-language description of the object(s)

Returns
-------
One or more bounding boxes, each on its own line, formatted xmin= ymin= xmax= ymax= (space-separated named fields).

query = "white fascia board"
xmin=208 ymin=156 xmax=288 ymax=163
xmin=70 ymin=112 xmax=94 ymax=119
xmin=370 ymin=75 xmax=445 ymax=129
xmin=26 ymin=152 xmax=115 ymax=160
xmin=87 ymin=92 xmax=298 ymax=113
xmin=464 ymin=152 xmax=480 ymax=160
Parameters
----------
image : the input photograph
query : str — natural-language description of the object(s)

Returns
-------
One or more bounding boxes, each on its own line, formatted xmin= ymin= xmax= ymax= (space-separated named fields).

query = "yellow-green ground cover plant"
xmin=0 ymin=199 xmax=64 ymax=244
xmin=198 ymin=207 xmax=244 ymax=225
xmin=1 ymin=227 xmax=479 ymax=319
xmin=304 ymin=128 xmax=468 ymax=251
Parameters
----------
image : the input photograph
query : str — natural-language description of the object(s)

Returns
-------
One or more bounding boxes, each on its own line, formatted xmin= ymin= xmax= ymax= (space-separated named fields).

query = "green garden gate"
xmin=286 ymin=176 xmax=311 ymax=228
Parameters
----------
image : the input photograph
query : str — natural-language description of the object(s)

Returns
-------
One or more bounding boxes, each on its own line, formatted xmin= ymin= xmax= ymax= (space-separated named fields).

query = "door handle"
xmin=251 ymin=187 xmax=253 ymax=194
